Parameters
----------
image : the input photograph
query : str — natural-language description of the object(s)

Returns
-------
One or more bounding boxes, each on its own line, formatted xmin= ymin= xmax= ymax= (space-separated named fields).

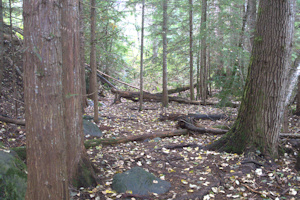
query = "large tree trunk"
xmin=24 ymin=1 xmax=69 ymax=199
xmin=90 ymin=0 xmax=99 ymax=123
xmin=162 ymin=0 xmax=168 ymax=107
xmin=189 ymin=0 xmax=194 ymax=101
xmin=209 ymin=0 xmax=295 ymax=158
xmin=61 ymin=0 xmax=97 ymax=188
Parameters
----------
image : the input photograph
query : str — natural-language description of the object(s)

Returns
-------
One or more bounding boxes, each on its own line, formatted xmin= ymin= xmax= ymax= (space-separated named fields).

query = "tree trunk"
xmin=209 ymin=0 xmax=295 ymax=158
xmin=247 ymin=0 xmax=257 ymax=48
xmin=189 ymin=0 xmax=194 ymax=101
xmin=80 ymin=0 xmax=87 ymax=110
xmin=139 ymin=0 xmax=145 ymax=111
xmin=162 ymin=0 xmax=168 ymax=107
xmin=90 ymin=0 xmax=99 ymax=123
xmin=297 ymin=76 xmax=300 ymax=115
xmin=61 ymin=0 xmax=97 ymax=188
xmin=0 ymin=0 xmax=3 ymax=93
xmin=23 ymin=0 xmax=69 ymax=199
xmin=200 ymin=0 xmax=207 ymax=104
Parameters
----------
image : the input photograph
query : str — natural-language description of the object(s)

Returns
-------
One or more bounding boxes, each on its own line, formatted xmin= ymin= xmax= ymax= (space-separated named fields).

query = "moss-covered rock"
xmin=0 ymin=149 xmax=27 ymax=200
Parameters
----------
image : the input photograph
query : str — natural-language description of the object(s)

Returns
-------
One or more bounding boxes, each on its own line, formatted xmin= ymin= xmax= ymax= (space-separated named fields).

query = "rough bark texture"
xmin=23 ymin=0 xmax=69 ymax=199
xmin=162 ymin=0 xmax=168 ymax=107
xmin=90 ymin=0 xmax=99 ymax=123
xmin=209 ymin=0 xmax=295 ymax=158
xmin=61 ymin=0 xmax=96 ymax=188
xmin=189 ymin=0 xmax=194 ymax=101
xmin=200 ymin=0 xmax=207 ymax=104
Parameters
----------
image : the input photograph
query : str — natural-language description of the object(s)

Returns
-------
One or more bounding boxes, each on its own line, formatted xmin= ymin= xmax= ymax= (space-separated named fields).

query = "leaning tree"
xmin=209 ymin=0 xmax=295 ymax=158
xmin=24 ymin=0 xmax=97 ymax=199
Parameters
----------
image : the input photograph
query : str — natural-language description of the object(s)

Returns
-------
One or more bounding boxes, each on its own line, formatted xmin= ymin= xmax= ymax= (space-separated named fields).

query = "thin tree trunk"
xmin=162 ymin=0 xmax=168 ymax=107
xmin=9 ymin=0 xmax=18 ymax=117
xmin=209 ymin=0 xmax=295 ymax=158
xmin=189 ymin=0 xmax=194 ymax=100
xmin=200 ymin=0 xmax=207 ymax=104
xmin=139 ymin=0 xmax=145 ymax=111
xmin=0 ymin=0 xmax=3 ymax=93
xmin=24 ymin=0 xmax=69 ymax=198
xmin=90 ymin=0 xmax=99 ymax=123
xmin=80 ymin=0 xmax=87 ymax=110
xmin=297 ymin=76 xmax=300 ymax=115
xmin=248 ymin=0 xmax=257 ymax=48
xmin=196 ymin=39 xmax=200 ymax=100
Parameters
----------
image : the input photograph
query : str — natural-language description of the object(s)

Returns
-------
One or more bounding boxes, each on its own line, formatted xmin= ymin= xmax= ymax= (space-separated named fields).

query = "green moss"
xmin=72 ymin=157 xmax=97 ymax=188
xmin=11 ymin=147 xmax=27 ymax=161
xmin=254 ymin=36 xmax=263 ymax=44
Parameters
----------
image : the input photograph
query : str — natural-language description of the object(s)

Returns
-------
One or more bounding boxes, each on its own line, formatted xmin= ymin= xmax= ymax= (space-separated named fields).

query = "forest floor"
xmin=1 ymin=85 xmax=300 ymax=199
xmin=0 ymin=57 xmax=300 ymax=200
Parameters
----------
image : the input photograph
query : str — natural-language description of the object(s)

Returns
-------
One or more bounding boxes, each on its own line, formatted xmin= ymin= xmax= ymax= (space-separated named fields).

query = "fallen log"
xmin=154 ymin=83 xmax=197 ymax=95
xmin=280 ymin=133 xmax=300 ymax=139
xmin=112 ymin=89 xmax=239 ymax=107
xmin=84 ymin=129 xmax=188 ymax=147
xmin=0 ymin=115 xmax=25 ymax=126
xmin=159 ymin=113 xmax=228 ymax=121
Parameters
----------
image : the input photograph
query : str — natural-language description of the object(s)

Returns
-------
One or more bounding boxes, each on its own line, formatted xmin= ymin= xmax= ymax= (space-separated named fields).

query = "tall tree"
xmin=189 ymin=0 xmax=194 ymax=100
xmin=24 ymin=0 xmax=69 ymax=198
xmin=200 ymin=0 xmax=207 ymax=104
xmin=90 ymin=0 xmax=99 ymax=123
xmin=209 ymin=0 xmax=295 ymax=158
xmin=162 ymin=0 xmax=168 ymax=107
xmin=0 ymin=0 xmax=3 ymax=93
xmin=24 ymin=0 xmax=97 ymax=199
xmin=139 ymin=0 xmax=145 ymax=111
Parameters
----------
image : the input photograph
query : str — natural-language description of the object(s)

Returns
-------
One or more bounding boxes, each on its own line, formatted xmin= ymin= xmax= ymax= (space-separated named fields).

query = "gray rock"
xmin=0 ymin=149 xmax=27 ymax=200
xmin=83 ymin=119 xmax=103 ymax=137
xmin=112 ymin=167 xmax=171 ymax=195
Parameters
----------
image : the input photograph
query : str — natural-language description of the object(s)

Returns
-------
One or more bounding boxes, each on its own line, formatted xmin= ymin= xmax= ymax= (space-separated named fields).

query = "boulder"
xmin=83 ymin=119 xmax=103 ymax=137
xmin=112 ymin=167 xmax=171 ymax=195
xmin=0 ymin=149 xmax=27 ymax=200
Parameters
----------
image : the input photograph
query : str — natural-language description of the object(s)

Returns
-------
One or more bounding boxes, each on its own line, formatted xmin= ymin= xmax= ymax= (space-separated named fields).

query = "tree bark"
xmin=23 ymin=0 xmax=69 ymax=199
xmin=200 ymin=0 xmax=207 ymax=104
xmin=80 ymin=0 xmax=87 ymax=110
xmin=209 ymin=0 xmax=295 ymax=158
xmin=162 ymin=0 xmax=168 ymax=107
xmin=189 ymin=0 xmax=194 ymax=101
xmin=297 ymin=76 xmax=300 ymax=115
xmin=61 ymin=0 xmax=97 ymax=188
xmin=90 ymin=0 xmax=99 ymax=123
xmin=0 ymin=0 xmax=3 ymax=93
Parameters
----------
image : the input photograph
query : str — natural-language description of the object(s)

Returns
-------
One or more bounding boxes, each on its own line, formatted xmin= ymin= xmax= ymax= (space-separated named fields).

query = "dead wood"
xmin=159 ymin=113 xmax=227 ymax=121
xmin=84 ymin=129 xmax=188 ymax=147
xmin=112 ymin=89 xmax=239 ymax=107
xmin=0 ymin=115 xmax=25 ymax=126
xmin=280 ymin=133 xmax=300 ymax=138
xmin=154 ymin=83 xmax=197 ymax=95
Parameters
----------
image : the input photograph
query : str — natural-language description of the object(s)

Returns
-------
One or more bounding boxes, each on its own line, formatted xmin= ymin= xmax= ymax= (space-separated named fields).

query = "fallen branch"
xmin=112 ymin=89 xmax=239 ymax=107
xmin=159 ymin=113 xmax=228 ymax=121
xmin=0 ymin=115 xmax=25 ymax=126
xmin=280 ymin=133 xmax=300 ymax=138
